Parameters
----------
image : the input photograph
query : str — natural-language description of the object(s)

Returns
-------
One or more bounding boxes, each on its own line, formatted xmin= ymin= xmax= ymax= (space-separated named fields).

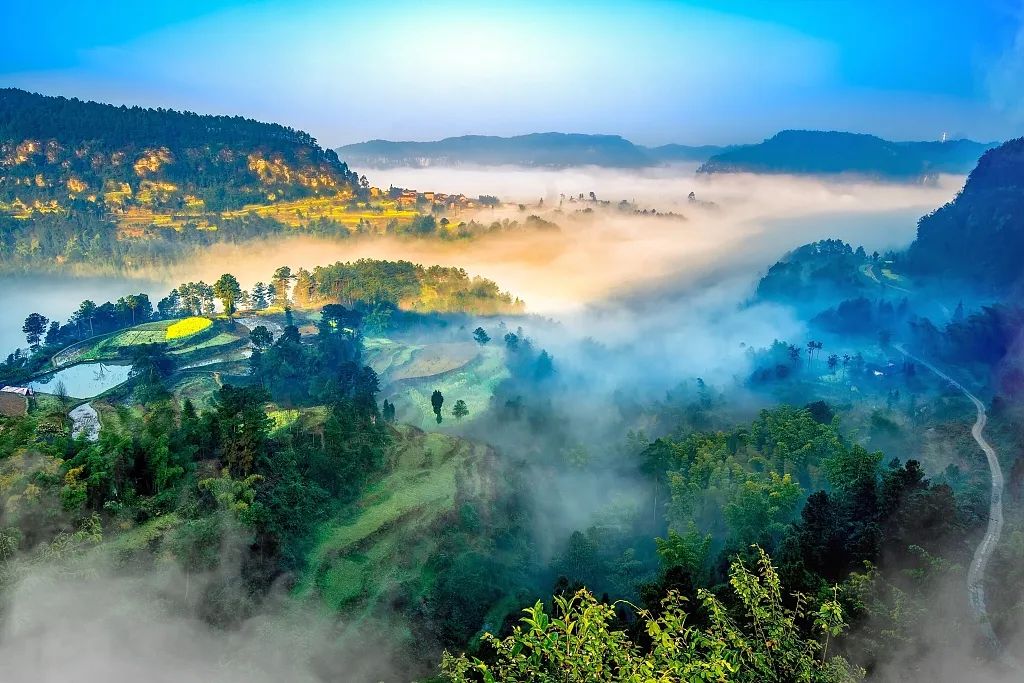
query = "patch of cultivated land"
xmin=80 ymin=321 xmax=171 ymax=359
xmin=169 ymin=332 xmax=240 ymax=355
xmin=300 ymin=426 xmax=486 ymax=611
xmin=363 ymin=338 xmax=418 ymax=376
xmin=63 ymin=319 xmax=248 ymax=368
xmin=168 ymin=373 xmax=223 ymax=410
xmin=364 ymin=337 xmax=507 ymax=427
xmin=388 ymin=342 xmax=479 ymax=381
xmin=390 ymin=347 xmax=508 ymax=429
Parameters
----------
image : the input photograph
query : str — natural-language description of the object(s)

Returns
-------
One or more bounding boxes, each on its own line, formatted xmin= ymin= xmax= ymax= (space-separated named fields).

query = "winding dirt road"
xmin=896 ymin=345 xmax=1004 ymax=645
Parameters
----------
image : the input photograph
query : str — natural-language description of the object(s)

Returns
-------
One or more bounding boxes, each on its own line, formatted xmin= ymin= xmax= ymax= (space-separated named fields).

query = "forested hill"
xmin=906 ymin=136 xmax=1024 ymax=288
xmin=0 ymin=88 xmax=359 ymax=213
xmin=698 ymin=130 xmax=995 ymax=179
xmin=335 ymin=133 xmax=726 ymax=168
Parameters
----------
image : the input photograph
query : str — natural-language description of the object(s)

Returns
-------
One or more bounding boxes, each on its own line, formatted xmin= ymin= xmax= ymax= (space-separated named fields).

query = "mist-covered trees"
xmin=251 ymin=282 xmax=269 ymax=310
xmin=643 ymin=405 xmax=843 ymax=551
xmin=271 ymin=267 xmax=294 ymax=307
xmin=288 ymin=259 xmax=522 ymax=315
xmin=115 ymin=294 xmax=152 ymax=325
xmin=756 ymin=240 xmax=867 ymax=303
xmin=175 ymin=282 xmax=215 ymax=317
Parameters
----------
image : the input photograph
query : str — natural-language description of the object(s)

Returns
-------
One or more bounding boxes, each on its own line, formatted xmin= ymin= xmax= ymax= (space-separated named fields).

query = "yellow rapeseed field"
xmin=166 ymin=316 xmax=212 ymax=340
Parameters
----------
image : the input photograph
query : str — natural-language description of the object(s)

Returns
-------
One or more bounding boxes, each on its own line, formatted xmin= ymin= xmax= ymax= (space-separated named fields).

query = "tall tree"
xmin=213 ymin=384 xmax=272 ymax=476
xmin=157 ymin=289 xmax=181 ymax=319
xmin=249 ymin=325 xmax=273 ymax=351
xmin=213 ymin=273 xmax=243 ymax=315
xmin=272 ymin=266 xmax=294 ymax=306
xmin=22 ymin=313 xmax=48 ymax=349
xmin=75 ymin=300 xmax=97 ymax=335
xmin=431 ymin=389 xmax=445 ymax=423
xmin=292 ymin=268 xmax=316 ymax=308
xmin=251 ymin=282 xmax=268 ymax=310
xmin=44 ymin=321 xmax=60 ymax=346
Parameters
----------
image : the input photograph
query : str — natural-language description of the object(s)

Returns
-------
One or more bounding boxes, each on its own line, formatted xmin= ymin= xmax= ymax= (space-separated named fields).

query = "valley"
xmin=2 ymin=7 xmax=1024 ymax=681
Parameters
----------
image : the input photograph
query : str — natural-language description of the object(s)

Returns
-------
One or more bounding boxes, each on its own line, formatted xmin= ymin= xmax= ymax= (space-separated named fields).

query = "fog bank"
xmin=167 ymin=166 xmax=964 ymax=315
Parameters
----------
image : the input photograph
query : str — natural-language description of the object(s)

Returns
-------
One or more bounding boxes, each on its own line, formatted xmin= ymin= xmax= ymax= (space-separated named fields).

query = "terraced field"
xmin=59 ymin=318 xmax=249 ymax=369
xmin=167 ymin=373 xmax=223 ymax=410
xmin=388 ymin=342 xmax=479 ymax=381
xmin=77 ymin=321 xmax=172 ymax=360
xmin=299 ymin=426 xmax=488 ymax=611
xmin=363 ymin=338 xmax=418 ymax=376
xmin=169 ymin=332 xmax=240 ymax=355
xmin=364 ymin=338 xmax=509 ymax=428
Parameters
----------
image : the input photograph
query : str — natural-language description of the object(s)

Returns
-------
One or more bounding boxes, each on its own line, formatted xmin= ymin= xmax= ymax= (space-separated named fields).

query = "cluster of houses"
xmin=0 ymin=385 xmax=32 ymax=417
xmin=393 ymin=189 xmax=478 ymax=211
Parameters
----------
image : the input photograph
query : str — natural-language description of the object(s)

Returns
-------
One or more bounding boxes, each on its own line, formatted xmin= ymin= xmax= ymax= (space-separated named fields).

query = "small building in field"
xmin=0 ymin=389 xmax=28 ymax=417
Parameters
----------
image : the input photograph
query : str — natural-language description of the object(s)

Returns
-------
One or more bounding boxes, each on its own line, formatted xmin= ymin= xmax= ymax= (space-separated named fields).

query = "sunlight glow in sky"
xmin=3 ymin=0 xmax=1022 ymax=146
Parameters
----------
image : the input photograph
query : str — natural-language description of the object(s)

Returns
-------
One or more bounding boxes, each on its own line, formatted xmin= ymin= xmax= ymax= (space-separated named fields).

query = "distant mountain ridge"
xmin=338 ymin=130 xmax=996 ymax=175
xmin=336 ymin=133 xmax=727 ymax=169
xmin=698 ymin=130 xmax=996 ymax=179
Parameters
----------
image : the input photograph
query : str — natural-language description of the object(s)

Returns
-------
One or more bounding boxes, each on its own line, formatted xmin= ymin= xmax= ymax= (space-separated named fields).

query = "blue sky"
xmin=3 ymin=0 xmax=1023 ymax=145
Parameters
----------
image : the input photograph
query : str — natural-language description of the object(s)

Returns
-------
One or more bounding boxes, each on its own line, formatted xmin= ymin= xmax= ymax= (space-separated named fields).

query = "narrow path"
xmin=861 ymin=263 xmax=913 ymax=294
xmin=895 ymin=345 xmax=1004 ymax=646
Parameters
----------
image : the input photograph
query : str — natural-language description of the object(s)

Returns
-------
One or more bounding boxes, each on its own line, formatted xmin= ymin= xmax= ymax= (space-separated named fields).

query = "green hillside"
xmin=906 ymin=136 xmax=1024 ymax=288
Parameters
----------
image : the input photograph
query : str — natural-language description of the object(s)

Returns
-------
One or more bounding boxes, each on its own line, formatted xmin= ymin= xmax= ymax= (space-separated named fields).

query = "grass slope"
xmin=300 ymin=426 xmax=486 ymax=613
xmin=364 ymin=337 xmax=508 ymax=429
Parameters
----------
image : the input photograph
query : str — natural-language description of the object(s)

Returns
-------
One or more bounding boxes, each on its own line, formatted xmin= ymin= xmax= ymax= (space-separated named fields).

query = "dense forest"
xmin=906 ymin=136 xmax=1024 ymax=288
xmin=292 ymin=260 xmax=524 ymax=315
xmin=0 ymin=89 xmax=369 ymax=273
xmin=0 ymin=88 xmax=359 ymax=212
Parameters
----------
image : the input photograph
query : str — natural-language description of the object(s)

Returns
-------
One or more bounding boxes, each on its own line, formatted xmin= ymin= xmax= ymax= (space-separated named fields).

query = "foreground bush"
xmin=442 ymin=548 xmax=861 ymax=683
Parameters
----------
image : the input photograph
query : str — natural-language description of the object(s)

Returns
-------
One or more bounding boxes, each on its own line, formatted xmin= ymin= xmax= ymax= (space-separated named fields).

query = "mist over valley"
xmin=3 ymin=4 xmax=1024 ymax=682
